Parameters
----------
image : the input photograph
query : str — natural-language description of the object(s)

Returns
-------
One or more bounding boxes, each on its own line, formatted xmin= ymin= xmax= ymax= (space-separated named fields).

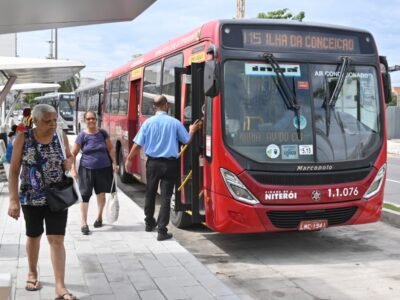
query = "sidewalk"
xmin=0 ymin=184 xmax=240 ymax=300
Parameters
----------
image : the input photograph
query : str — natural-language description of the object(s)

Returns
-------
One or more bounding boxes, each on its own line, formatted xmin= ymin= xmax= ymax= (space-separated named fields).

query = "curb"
xmin=381 ymin=208 xmax=400 ymax=228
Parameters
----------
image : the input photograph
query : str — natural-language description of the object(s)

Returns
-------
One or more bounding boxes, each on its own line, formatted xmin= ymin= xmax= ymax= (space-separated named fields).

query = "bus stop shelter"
xmin=0 ymin=0 xmax=156 ymax=34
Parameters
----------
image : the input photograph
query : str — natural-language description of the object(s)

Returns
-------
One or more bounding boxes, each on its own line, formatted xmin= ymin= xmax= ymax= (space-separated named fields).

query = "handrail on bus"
xmin=178 ymin=170 xmax=192 ymax=192
xmin=178 ymin=144 xmax=189 ymax=157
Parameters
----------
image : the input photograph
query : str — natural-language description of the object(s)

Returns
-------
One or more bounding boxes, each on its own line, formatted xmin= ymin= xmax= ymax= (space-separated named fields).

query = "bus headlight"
xmin=220 ymin=168 xmax=259 ymax=205
xmin=363 ymin=164 xmax=386 ymax=199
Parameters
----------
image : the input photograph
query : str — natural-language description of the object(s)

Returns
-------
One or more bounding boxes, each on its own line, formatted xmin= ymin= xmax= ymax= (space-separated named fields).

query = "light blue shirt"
xmin=134 ymin=111 xmax=190 ymax=158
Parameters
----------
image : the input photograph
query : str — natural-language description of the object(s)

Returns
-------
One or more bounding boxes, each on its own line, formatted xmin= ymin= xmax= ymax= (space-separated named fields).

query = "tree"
xmin=387 ymin=93 xmax=398 ymax=107
xmin=131 ymin=53 xmax=142 ymax=59
xmin=257 ymin=8 xmax=305 ymax=21
xmin=58 ymin=73 xmax=81 ymax=92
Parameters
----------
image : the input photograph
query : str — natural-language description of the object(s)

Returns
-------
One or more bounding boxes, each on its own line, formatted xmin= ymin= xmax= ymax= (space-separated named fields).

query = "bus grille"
xmin=267 ymin=206 xmax=358 ymax=229
xmin=248 ymin=169 xmax=371 ymax=185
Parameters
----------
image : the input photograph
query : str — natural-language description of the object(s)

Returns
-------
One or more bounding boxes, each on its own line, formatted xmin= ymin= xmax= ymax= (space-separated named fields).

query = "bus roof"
xmin=105 ymin=19 xmax=373 ymax=80
xmin=34 ymin=92 xmax=75 ymax=101
xmin=75 ymin=80 xmax=104 ymax=93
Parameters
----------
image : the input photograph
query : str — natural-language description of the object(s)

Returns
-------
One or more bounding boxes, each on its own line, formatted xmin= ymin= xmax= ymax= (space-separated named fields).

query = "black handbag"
xmin=44 ymin=177 xmax=78 ymax=212
xmin=33 ymin=134 xmax=78 ymax=212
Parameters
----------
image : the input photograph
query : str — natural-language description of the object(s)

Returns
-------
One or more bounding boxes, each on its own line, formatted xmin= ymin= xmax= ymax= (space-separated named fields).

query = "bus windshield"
xmin=223 ymin=60 xmax=380 ymax=163
xmin=58 ymin=96 xmax=75 ymax=120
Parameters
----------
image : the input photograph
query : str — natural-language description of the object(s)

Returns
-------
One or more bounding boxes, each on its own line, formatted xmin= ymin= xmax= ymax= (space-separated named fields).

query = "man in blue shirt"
xmin=125 ymin=95 xmax=202 ymax=241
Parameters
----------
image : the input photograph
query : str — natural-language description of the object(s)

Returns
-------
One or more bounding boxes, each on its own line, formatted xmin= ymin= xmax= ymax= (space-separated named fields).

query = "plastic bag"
xmin=106 ymin=192 xmax=119 ymax=223
xmin=105 ymin=174 xmax=119 ymax=223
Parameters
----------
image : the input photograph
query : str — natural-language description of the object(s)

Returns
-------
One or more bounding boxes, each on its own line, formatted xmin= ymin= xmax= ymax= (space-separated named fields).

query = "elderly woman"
xmin=8 ymin=104 xmax=77 ymax=300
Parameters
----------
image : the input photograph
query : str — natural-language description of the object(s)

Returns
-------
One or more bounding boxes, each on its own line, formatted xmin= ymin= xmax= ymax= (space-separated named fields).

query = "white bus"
xmin=74 ymin=81 xmax=103 ymax=133
xmin=34 ymin=92 xmax=75 ymax=132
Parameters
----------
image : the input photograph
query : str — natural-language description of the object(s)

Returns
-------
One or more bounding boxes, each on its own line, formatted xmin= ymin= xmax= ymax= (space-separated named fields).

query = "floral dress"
xmin=19 ymin=130 xmax=65 ymax=206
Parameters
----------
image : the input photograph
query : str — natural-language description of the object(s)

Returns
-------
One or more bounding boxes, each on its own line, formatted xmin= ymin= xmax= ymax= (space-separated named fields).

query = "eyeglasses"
xmin=85 ymin=117 xmax=96 ymax=121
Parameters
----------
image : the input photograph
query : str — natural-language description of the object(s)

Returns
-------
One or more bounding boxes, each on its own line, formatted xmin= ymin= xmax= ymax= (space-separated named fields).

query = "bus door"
xmin=126 ymin=80 xmax=141 ymax=180
xmin=173 ymin=63 xmax=205 ymax=226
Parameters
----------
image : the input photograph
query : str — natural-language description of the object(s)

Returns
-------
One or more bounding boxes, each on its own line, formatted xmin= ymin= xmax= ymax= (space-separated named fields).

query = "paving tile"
xmin=0 ymin=174 xmax=239 ymax=300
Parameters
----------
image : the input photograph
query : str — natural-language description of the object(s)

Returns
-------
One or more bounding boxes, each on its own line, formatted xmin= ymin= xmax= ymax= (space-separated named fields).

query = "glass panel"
xmin=142 ymin=61 xmax=161 ymax=115
xmin=105 ymin=80 xmax=111 ymax=113
xmin=162 ymin=54 xmax=183 ymax=117
xmin=223 ymin=60 xmax=381 ymax=163
xmin=59 ymin=99 xmax=74 ymax=119
xmin=119 ymin=74 xmax=129 ymax=115
xmin=311 ymin=65 xmax=380 ymax=161
xmin=111 ymin=79 xmax=119 ymax=115
xmin=223 ymin=60 xmax=313 ymax=163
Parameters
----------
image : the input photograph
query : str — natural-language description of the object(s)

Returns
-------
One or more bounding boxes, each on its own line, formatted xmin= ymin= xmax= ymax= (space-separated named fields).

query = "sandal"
xmin=55 ymin=292 xmax=78 ymax=300
xmin=93 ymin=219 xmax=103 ymax=228
xmin=25 ymin=280 xmax=41 ymax=291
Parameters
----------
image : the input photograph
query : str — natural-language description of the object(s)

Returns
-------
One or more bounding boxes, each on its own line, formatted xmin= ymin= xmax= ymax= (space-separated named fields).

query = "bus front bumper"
xmin=204 ymin=191 xmax=383 ymax=233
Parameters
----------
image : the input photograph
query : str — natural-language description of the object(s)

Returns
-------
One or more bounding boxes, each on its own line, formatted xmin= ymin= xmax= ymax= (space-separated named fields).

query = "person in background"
xmin=22 ymin=107 xmax=33 ymax=129
xmin=125 ymin=95 xmax=202 ymax=241
xmin=5 ymin=124 xmax=18 ymax=162
xmin=7 ymin=104 xmax=78 ymax=300
xmin=70 ymin=111 xmax=118 ymax=235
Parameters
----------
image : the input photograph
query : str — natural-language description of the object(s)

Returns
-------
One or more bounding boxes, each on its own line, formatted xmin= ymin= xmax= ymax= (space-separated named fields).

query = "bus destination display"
xmin=242 ymin=29 xmax=360 ymax=53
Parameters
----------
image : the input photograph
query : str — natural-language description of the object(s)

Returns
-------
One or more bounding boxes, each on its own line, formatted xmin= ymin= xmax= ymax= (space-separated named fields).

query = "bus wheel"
xmin=170 ymin=196 xmax=193 ymax=228
xmin=118 ymin=150 xmax=134 ymax=183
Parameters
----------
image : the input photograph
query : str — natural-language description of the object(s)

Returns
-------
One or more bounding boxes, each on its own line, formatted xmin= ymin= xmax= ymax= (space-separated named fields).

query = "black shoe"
xmin=157 ymin=232 xmax=173 ymax=241
xmin=93 ymin=219 xmax=103 ymax=228
xmin=145 ymin=223 xmax=157 ymax=232
xmin=81 ymin=225 xmax=90 ymax=235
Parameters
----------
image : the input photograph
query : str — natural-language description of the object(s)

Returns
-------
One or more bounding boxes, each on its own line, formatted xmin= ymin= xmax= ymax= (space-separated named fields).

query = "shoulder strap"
xmin=99 ymin=128 xmax=107 ymax=140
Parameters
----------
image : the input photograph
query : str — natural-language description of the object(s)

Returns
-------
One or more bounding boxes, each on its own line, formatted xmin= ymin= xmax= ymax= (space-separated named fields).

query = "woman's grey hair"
xmin=32 ymin=104 xmax=57 ymax=123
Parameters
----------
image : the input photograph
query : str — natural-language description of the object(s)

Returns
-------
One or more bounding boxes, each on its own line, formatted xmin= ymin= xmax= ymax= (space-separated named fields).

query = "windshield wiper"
xmin=328 ymin=56 xmax=351 ymax=107
xmin=263 ymin=53 xmax=301 ymax=139
xmin=323 ymin=56 xmax=351 ymax=136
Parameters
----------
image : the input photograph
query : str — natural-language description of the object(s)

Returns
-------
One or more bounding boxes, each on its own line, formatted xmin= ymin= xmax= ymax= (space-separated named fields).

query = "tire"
xmin=170 ymin=196 xmax=193 ymax=228
xmin=118 ymin=150 xmax=134 ymax=183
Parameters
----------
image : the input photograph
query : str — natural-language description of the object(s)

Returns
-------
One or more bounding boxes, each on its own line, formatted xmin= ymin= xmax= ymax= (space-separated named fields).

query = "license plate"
xmin=299 ymin=219 xmax=328 ymax=231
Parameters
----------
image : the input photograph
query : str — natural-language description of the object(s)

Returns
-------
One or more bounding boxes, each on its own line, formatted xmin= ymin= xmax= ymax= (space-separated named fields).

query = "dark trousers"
xmin=145 ymin=158 xmax=177 ymax=233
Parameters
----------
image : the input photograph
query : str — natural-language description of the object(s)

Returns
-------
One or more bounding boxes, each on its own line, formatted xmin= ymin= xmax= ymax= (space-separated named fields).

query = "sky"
xmin=16 ymin=0 xmax=400 ymax=86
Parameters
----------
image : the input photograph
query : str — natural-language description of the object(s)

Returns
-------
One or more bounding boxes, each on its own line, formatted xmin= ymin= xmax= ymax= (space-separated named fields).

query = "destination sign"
xmin=242 ymin=29 xmax=360 ymax=53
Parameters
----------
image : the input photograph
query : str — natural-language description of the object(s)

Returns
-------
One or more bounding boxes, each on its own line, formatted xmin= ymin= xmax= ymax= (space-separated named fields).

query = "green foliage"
xmin=58 ymin=73 xmax=81 ymax=92
xmin=131 ymin=53 xmax=142 ymax=59
xmin=22 ymin=92 xmax=41 ymax=107
xmin=383 ymin=202 xmax=400 ymax=213
xmin=257 ymin=8 xmax=305 ymax=21
xmin=387 ymin=94 xmax=398 ymax=107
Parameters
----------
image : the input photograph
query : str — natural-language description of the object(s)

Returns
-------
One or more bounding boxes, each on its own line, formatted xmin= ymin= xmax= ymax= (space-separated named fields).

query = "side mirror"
xmin=204 ymin=60 xmax=219 ymax=97
xmin=379 ymin=56 xmax=392 ymax=104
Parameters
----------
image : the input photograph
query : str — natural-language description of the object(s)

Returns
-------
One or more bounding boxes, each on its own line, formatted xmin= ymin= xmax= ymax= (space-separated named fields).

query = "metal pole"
xmin=55 ymin=28 xmax=58 ymax=59
xmin=14 ymin=33 xmax=18 ymax=57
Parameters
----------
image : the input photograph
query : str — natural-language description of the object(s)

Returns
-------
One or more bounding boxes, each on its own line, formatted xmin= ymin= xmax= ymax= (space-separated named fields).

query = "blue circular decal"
xmin=293 ymin=115 xmax=307 ymax=130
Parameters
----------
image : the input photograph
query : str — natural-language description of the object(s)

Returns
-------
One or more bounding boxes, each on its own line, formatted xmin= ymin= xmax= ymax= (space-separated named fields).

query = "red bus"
xmin=102 ymin=19 xmax=392 ymax=233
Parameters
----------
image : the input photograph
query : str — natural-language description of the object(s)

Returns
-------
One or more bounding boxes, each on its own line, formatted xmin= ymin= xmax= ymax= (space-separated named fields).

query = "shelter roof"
xmin=0 ymin=0 xmax=156 ymax=34
xmin=0 ymin=56 xmax=85 ymax=84
xmin=0 ymin=83 xmax=60 ymax=93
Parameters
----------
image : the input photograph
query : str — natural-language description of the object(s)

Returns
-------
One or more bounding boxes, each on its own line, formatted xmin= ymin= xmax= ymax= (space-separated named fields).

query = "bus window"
xmin=105 ymin=80 xmax=111 ymax=114
xmin=119 ymin=74 xmax=129 ymax=116
xmin=142 ymin=61 xmax=161 ymax=115
xmin=162 ymin=53 xmax=183 ymax=116
xmin=111 ymin=78 xmax=120 ymax=115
